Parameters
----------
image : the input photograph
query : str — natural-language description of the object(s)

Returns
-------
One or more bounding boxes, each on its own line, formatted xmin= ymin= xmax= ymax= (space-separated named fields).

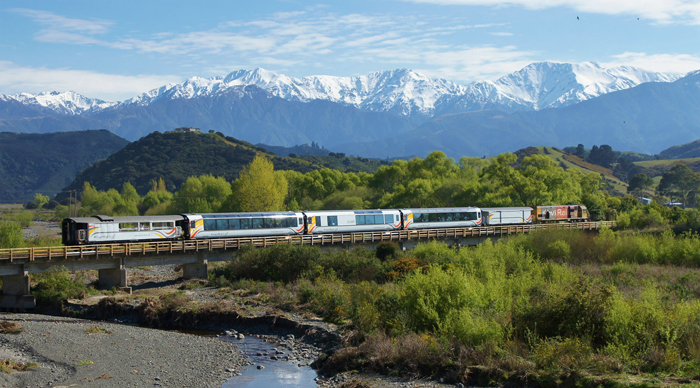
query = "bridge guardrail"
xmin=0 ymin=221 xmax=614 ymax=263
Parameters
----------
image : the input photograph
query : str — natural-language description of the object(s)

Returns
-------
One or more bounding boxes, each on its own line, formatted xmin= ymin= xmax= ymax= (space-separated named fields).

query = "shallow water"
xmin=220 ymin=335 xmax=319 ymax=388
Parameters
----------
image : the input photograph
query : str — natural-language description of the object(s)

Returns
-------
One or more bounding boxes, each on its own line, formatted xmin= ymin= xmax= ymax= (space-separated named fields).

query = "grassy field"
xmin=634 ymin=156 xmax=700 ymax=168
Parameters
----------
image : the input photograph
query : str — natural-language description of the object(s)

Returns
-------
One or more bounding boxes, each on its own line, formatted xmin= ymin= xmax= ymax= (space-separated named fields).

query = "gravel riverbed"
xmin=0 ymin=314 xmax=245 ymax=388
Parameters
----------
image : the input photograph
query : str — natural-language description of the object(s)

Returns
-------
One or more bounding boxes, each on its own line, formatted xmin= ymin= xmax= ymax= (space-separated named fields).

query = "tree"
xmin=627 ymin=173 xmax=654 ymax=194
xmin=233 ymin=156 xmax=287 ymax=212
xmin=575 ymin=144 xmax=585 ymax=159
xmin=587 ymin=144 xmax=616 ymax=168
xmin=656 ymin=164 xmax=700 ymax=205
xmin=485 ymin=153 xmax=581 ymax=207
xmin=25 ymin=193 xmax=49 ymax=209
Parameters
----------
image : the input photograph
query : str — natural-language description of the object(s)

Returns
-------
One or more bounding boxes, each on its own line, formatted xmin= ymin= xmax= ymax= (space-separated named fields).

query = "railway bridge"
xmin=0 ymin=221 xmax=614 ymax=309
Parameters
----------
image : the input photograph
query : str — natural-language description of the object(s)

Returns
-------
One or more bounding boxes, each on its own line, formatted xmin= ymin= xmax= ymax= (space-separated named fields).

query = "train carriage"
xmin=185 ymin=211 xmax=305 ymax=239
xmin=400 ymin=207 xmax=482 ymax=229
xmin=62 ymin=215 xmax=186 ymax=245
xmin=482 ymin=207 xmax=533 ymax=226
xmin=303 ymin=209 xmax=402 ymax=234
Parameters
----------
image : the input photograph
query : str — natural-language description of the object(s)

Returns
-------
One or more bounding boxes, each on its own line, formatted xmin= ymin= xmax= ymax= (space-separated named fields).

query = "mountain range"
xmin=0 ymin=62 xmax=696 ymax=158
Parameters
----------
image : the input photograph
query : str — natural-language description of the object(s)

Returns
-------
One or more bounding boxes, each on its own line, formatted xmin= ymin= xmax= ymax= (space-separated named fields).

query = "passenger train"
xmin=61 ymin=205 xmax=589 ymax=246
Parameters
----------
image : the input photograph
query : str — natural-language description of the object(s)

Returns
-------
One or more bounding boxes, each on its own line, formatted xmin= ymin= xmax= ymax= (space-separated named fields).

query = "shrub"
xmin=31 ymin=267 xmax=96 ymax=308
xmin=0 ymin=221 xmax=24 ymax=249
xmin=375 ymin=241 xmax=400 ymax=261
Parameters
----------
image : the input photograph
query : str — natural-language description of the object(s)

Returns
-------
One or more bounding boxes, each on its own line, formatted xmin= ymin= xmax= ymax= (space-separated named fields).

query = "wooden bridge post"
xmin=0 ymin=267 xmax=36 ymax=309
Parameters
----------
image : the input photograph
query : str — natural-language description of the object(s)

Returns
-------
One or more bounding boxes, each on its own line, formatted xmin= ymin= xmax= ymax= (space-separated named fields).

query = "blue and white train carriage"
xmin=303 ymin=209 xmax=402 ymax=234
xmin=185 ymin=211 xmax=305 ymax=239
xmin=400 ymin=207 xmax=483 ymax=229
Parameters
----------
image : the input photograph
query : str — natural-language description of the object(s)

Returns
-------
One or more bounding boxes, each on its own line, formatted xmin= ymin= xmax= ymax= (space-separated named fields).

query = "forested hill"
xmin=63 ymin=131 xmax=388 ymax=195
xmin=0 ymin=130 xmax=129 ymax=203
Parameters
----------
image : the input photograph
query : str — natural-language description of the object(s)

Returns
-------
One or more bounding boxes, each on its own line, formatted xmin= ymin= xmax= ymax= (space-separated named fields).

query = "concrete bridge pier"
xmin=1 ymin=270 xmax=36 ymax=310
xmin=98 ymin=265 xmax=131 ymax=294
xmin=182 ymin=254 xmax=208 ymax=279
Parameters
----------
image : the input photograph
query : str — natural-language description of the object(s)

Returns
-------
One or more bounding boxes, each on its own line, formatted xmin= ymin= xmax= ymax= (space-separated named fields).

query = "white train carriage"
xmin=303 ymin=209 xmax=402 ymax=234
xmin=400 ymin=207 xmax=483 ymax=229
xmin=61 ymin=215 xmax=186 ymax=245
xmin=186 ymin=212 xmax=305 ymax=239
xmin=481 ymin=207 xmax=533 ymax=226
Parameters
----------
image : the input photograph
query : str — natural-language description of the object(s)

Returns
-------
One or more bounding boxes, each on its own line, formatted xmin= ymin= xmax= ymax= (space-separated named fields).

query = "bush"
xmin=0 ymin=221 xmax=24 ymax=249
xmin=31 ymin=267 xmax=96 ymax=308
xmin=375 ymin=242 xmax=400 ymax=261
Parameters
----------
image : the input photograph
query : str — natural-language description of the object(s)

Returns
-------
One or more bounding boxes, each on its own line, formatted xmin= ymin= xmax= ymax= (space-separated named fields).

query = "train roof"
xmin=192 ymin=211 xmax=301 ymax=218
xmin=480 ymin=207 xmax=533 ymax=211
xmin=401 ymin=207 xmax=480 ymax=213
xmin=64 ymin=215 xmax=184 ymax=223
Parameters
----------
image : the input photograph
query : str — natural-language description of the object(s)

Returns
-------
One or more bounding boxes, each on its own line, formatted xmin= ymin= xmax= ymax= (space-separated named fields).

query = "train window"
xmin=298 ymin=217 xmax=303 ymax=225
xmin=428 ymin=213 xmax=437 ymax=222
xmin=288 ymin=217 xmax=298 ymax=227
xmin=229 ymin=219 xmax=240 ymax=229
xmin=445 ymin=213 xmax=454 ymax=222
xmin=152 ymin=222 xmax=173 ymax=230
xmin=327 ymin=216 xmax=338 ymax=226
xmin=119 ymin=222 xmax=137 ymax=231
xmin=466 ymin=212 xmax=477 ymax=220
xmin=204 ymin=219 xmax=216 ymax=230
xmin=414 ymin=213 xmax=426 ymax=222
xmin=216 ymin=219 xmax=229 ymax=230
xmin=252 ymin=218 xmax=264 ymax=229
xmin=139 ymin=223 xmax=151 ymax=231
xmin=356 ymin=215 xmax=366 ymax=225
xmin=372 ymin=215 xmax=381 ymax=224
xmin=240 ymin=218 xmax=251 ymax=229
xmin=385 ymin=214 xmax=393 ymax=224
xmin=395 ymin=215 xmax=399 ymax=222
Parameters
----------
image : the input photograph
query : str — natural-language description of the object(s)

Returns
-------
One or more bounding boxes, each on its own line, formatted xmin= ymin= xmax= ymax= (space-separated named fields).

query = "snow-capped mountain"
xmin=121 ymin=62 xmax=680 ymax=117
xmin=0 ymin=62 xmax=683 ymax=118
xmin=0 ymin=91 xmax=116 ymax=115
xmin=123 ymin=68 xmax=467 ymax=117
xmin=444 ymin=62 xmax=680 ymax=113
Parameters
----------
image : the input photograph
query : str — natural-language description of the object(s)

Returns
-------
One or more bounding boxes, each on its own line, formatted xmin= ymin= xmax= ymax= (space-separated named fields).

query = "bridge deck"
xmin=0 ymin=221 xmax=613 ymax=263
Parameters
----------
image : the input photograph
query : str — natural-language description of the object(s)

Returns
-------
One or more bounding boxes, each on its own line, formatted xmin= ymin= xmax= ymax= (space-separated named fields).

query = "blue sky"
xmin=2 ymin=0 xmax=699 ymax=101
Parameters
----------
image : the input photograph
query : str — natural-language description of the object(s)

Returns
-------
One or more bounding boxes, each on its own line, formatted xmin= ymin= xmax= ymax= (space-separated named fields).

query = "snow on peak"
xmin=0 ymin=91 xmax=116 ymax=115
xmin=4 ymin=62 xmax=681 ymax=117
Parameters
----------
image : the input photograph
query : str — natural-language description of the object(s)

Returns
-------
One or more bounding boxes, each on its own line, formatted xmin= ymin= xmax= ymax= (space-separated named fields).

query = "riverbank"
xmin=0 ymin=314 xmax=245 ymax=388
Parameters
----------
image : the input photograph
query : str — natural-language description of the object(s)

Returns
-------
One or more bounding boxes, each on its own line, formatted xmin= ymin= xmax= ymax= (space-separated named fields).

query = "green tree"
xmin=657 ymin=164 xmax=700 ymax=205
xmin=25 ymin=193 xmax=49 ymax=209
xmin=172 ymin=175 xmax=232 ymax=213
xmin=627 ymin=173 xmax=654 ymax=194
xmin=486 ymin=153 xmax=581 ymax=207
xmin=233 ymin=156 xmax=287 ymax=212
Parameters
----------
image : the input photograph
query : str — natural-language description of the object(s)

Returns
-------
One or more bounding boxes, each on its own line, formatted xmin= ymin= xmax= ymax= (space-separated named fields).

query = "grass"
xmin=84 ymin=326 xmax=111 ymax=334
xmin=0 ymin=321 xmax=23 ymax=334
xmin=77 ymin=359 xmax=93 ymax=366
xmin=635 ymin=157 xmax=700 ymax=168
xmin=0 ymin=359 xmax=38 ymax=374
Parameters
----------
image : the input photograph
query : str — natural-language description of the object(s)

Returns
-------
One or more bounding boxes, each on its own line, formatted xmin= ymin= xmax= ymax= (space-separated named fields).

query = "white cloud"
xmin=402 ymin=0 xmax=700 ymax=25
xmin=0 ymin=61 xmax=181 ymax=101
xmin=603 ymin=52 xmax=700 ymax=74
xmin=11 ymin=8 xmax=113 ymax=34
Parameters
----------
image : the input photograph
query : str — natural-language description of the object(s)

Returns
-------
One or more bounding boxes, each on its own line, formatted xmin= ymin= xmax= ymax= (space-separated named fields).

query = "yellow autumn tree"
xmin=234 ymin=156 xmax=288 ymax=212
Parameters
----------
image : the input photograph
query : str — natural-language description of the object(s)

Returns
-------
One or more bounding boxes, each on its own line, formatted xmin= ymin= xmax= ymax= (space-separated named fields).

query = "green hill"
xmin=0 ymin=130 xmax=129 ymax=203
xmin=63 ymin=130 xmax=387 ymax=195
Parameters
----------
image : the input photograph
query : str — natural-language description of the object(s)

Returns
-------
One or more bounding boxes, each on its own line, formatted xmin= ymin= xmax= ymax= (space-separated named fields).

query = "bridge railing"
xmin=0 ymin=221 xmax=614 ymax=262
